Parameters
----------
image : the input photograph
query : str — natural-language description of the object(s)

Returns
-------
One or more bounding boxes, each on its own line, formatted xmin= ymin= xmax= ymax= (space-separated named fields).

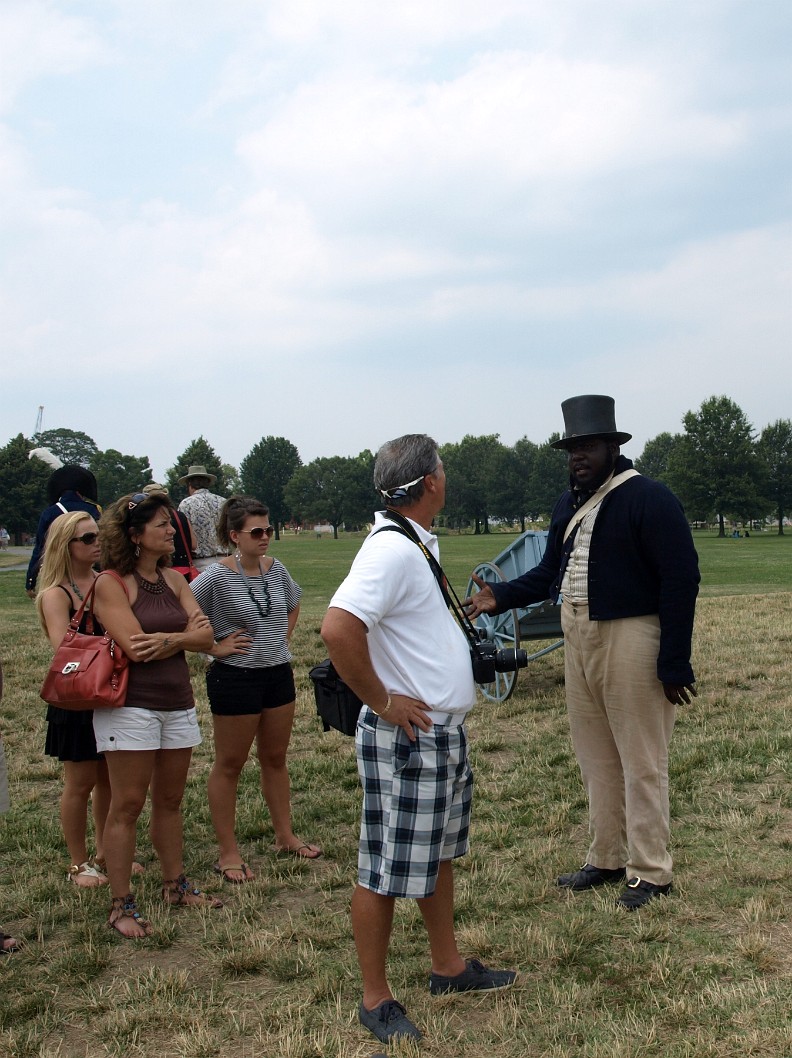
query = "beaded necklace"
xmin=134 ymin=569 xmax=166 ymax=594
xmin=234 ymin=556 xmax=272 ymax=621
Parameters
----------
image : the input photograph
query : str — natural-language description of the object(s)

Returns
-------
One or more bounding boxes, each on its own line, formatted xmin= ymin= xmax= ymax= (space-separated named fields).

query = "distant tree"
xmin=221 ymin=464 xmax=242 ymax=495
xmin=239 ymin=437 xmax=302 ymax=539
xmin=668 ymin=396 xmax=765 ymax=536
xmin=284 ymin=454 xmax=375 ymax=538
xmin=33 ymin=428 xmax=99 ymax=467
xmin=635 ymin=432 xmax=683 ymax=485
xmin=757 ymin=419 xmax=792 ymax=535
xmin=0 ymin=434 xmax=51 ymax=542
xmin=528 ymin=434 xmax=569 ymax=520
xmin=510 ymin=437 xmax=538 ymax=529
xmin=440 ymin=435 xmax=506 ymax=533
xmin=166 ymin=437 xmax=228 ymax=504
xmin=90 ymin=450 xmax=153 ymax=506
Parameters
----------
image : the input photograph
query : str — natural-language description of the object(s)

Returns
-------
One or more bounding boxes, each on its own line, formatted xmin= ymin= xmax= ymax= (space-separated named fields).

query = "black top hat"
xmin=550 ymin=394 xmax=632 ymax=450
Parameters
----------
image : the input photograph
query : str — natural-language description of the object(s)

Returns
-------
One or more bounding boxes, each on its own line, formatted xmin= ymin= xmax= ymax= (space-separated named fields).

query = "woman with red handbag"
xmin=93 ymin=492 xmax=221 ymax=938
xmin=36 ymin=511 xmax=112 ymax=888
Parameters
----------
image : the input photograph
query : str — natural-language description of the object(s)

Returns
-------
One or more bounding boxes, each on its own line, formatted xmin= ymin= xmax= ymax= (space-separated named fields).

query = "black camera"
xmin=470 ymin=642 xmax=529 ymax=685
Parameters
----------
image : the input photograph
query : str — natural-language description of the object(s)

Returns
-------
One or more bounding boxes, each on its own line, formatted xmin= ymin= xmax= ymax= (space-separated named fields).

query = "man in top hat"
xmin=465 ymin=395 xmax=700 ymax=910
xmin=177 ymin=466 xmax=226 ymax=572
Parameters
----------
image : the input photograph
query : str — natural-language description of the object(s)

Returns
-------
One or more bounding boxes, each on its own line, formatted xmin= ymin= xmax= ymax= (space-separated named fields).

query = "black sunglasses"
xmin=71 ymin=532 xmax=99 ymax=545
xmin=128 ymin=493 xmax=149 ymax=510
xmin=238 ymin=526 xmax=274 ymax=540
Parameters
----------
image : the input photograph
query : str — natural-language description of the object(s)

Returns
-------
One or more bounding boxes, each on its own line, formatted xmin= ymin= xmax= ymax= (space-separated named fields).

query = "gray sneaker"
xmin=358 ymin=999 xmax=422 ymax=1043
xmin=429 ymin=958 xmax=517 ymax=995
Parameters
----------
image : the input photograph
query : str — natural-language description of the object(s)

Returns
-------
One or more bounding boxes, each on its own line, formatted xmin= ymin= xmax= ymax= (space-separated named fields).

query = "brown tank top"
xmin=126 ymin=572 xmax=194 ymax=712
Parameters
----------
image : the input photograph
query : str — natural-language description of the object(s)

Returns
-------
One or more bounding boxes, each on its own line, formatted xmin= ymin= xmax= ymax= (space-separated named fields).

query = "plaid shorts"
xmin=356 ymin=706 xmax=473 ymax=898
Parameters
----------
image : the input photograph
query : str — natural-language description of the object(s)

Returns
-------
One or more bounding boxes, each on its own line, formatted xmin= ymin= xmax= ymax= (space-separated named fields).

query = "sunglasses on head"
xmin=71 ymin=532 xmax=99 ymax=545
xmin=128 ymin=493 xmax=149 ymax=510
xmin=238 ymin=526 xmax=274 ymax=539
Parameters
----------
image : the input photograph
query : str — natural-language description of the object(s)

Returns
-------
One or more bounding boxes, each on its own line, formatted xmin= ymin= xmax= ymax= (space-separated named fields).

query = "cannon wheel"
xmin=466 ymin=561 xmax=521 ymax=703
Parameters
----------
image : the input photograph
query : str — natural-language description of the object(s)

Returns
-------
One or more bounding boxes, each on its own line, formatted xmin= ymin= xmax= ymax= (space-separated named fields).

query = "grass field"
xmin=0 ymin=531 xmax=790 ymax=1057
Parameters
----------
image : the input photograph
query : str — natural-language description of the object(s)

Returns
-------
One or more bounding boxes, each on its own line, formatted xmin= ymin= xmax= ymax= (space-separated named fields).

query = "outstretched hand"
xmin=462 ymin=574 xmax=497 ymax=618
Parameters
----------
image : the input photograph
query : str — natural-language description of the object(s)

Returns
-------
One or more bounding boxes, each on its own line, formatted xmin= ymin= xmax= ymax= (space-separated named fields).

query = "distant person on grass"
xmin=321 ymin=434 xmax=515 ymax=1047
xmin=177 ymin=466 xmax=226 ymax=573
xmin=465 ymin=395 xmax=700 ymax=910
xmin=26 ymin=465 xmax=102 ymax=597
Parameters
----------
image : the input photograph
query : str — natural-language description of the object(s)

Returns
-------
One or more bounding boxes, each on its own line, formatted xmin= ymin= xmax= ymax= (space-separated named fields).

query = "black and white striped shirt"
xmin=192 ymin=560 xmax=301 ymax=668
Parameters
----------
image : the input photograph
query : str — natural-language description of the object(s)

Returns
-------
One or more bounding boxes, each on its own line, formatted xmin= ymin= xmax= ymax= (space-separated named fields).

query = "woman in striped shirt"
xmin=193 ymin=496 xmax=321 ymax=883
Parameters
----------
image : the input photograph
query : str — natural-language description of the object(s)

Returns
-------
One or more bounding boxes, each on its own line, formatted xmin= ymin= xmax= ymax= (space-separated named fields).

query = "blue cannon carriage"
xmin=466 ymin=530 xmax=563 ymax=702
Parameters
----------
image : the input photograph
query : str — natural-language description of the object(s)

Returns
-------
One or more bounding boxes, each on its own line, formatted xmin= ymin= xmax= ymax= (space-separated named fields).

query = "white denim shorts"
xmin=93 ymin=706 xmax=202 ymax=752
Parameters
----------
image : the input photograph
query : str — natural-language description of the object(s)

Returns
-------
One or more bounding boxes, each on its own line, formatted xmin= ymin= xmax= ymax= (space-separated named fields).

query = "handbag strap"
xmin=68 ymin=570 xmax=130 ymax=634
xmin=172 ymin=512 xmax=195 ymax=571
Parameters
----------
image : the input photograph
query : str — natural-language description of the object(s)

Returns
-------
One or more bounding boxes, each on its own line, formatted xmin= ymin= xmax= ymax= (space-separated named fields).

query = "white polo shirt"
xmin=329 ymin=513 xmax=477 ymax=721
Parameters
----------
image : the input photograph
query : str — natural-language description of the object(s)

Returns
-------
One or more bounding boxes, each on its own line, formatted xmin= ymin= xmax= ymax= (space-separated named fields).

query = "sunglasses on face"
xmin=71 ymin=532 xmax=99 ymax=545
xmin=238 ymin=526 xmax=274 ymax=540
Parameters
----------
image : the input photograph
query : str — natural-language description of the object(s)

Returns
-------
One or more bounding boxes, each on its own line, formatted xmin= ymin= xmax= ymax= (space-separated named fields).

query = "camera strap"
xmin=378 ymin=511 xmax=481 ymax=651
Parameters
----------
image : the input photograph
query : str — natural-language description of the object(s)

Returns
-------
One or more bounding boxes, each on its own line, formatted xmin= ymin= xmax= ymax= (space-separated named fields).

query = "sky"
xmin=1 ymin=0 xmax=790 ymax=480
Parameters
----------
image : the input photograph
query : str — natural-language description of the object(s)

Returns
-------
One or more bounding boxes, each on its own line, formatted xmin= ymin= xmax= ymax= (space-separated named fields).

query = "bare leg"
xmin=91 ymin=758 xmax=111 ymax=862
xmin=257 ymin=703 xmax=320 ymax=856
xmin=352 ymin=883 xmax=397 ymax=1011
xmin=417 ymin=860 xmax=466 ymax=978
xmin=207 ymin=713 xmax=260 ymax=881
xmin=103 ymin=750 xmax=156 ymax=938
xmin=61 ymin=760 xmax=106 ymax=886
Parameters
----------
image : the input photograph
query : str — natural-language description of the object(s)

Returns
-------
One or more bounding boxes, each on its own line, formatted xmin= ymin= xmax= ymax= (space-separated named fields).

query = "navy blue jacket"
xmin=26 ymin=491 xmax=102 ymax=592
xmin=491 ymin=456 xmax=699 ymax=685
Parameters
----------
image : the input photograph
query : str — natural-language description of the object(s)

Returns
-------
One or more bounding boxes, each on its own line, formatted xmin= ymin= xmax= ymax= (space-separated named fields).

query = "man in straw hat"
xmin=177 ymin=466 xmax=226 ymax=572
xmin=465 ymin=395 xmax=700 ymax=910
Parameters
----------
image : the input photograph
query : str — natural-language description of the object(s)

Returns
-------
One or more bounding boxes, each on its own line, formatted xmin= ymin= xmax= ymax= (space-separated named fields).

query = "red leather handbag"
xmin=40 ymin=572 xmax=129 ymax=711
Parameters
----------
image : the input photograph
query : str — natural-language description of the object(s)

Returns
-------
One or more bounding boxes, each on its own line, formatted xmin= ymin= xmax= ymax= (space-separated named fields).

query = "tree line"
xmin=0 ymin=395 xmax=789 ymax=542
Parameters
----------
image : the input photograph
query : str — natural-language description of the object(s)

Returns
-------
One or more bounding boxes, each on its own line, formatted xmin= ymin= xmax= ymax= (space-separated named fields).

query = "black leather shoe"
xmin=557 ymin=863 xmax=627 ymax=890
xmin=616 ymin=877 xmax=672 ymax=910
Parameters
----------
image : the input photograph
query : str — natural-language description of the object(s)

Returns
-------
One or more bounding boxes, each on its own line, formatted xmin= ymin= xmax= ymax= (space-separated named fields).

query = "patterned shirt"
xmin=192 ymin=560 xmax=301 ymax=667
xmin=178 ymin=489 xmax=225 ymax=558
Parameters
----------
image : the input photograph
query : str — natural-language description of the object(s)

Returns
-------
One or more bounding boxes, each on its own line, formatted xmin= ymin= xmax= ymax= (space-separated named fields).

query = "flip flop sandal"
xmin=212 ymin=862 xmax=254 ymax=884
xmin=162 ymin=874 xmax=224 ymax=908
xmin=108 ymin=895 xmax=152 ymax=939
xmin=270 ymin=843 xmax=323 ymax=860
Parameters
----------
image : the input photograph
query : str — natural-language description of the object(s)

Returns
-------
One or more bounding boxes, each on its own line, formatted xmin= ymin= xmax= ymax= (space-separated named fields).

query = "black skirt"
xmin=44 ymin=706 xmax=103 ymax=763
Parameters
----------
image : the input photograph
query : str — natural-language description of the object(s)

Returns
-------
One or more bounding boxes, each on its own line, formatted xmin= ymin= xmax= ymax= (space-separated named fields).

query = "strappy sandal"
xmin=67 ymin=862 xmax=108 ymax=888
xmin=162 ymin=873 xmax=223 ymax=909
xmin=108 ymin=895 xmax=152 ymax=939
xmin=0 ymin=932 xmax=22 ymax=954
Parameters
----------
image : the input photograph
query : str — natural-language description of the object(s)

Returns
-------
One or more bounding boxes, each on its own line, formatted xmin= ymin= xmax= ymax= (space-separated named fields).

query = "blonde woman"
xmin=36 ymin=511 xmax=111 ymax=887
xmin=93 ymin=492 xmax=221 ymax=938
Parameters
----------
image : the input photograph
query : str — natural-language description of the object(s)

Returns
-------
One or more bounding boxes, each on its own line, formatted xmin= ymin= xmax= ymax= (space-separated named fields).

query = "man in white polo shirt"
xmin=321 ymin=433 xmax=515 ymax=1047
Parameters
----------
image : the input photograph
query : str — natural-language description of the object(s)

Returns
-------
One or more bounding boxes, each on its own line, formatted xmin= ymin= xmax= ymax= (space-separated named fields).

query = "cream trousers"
xmin=561 ymin=600 xmax=675 ymax=886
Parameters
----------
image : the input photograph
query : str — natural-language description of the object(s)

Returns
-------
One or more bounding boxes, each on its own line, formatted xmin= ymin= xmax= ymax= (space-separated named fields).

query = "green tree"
xmin=0 ymin=434 xmax=51 ymax=542
xmin=33 ymin=428 xmax=99 ymax=467
xmin=757 ymin=419 xmax=792 ymax=535
xmin=284 ymin=454 xmax=375 ymax=538
xmin=165 ymin=437 xmax=228 ymax=504
xmin=240 ymin=437 xmax=302 ymax=539
xmin=221 ymin=464 xmax=242 ymax=495
xmin=440 ymin=435 xmax=507 ymax=534
xmin=668 ymin=396 xmax=765 ymax=536
xmin=635 ymin=432 xmax=683 ymax=485
xmin=90 ymin=450 xmax=153 ymax=506
xmin=528 ymin=434 xmax=569 ymax=521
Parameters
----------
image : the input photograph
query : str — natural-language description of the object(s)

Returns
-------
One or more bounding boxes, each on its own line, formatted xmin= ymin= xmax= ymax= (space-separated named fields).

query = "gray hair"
xmin=374 ymin=434 xmax=439 ymax=509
